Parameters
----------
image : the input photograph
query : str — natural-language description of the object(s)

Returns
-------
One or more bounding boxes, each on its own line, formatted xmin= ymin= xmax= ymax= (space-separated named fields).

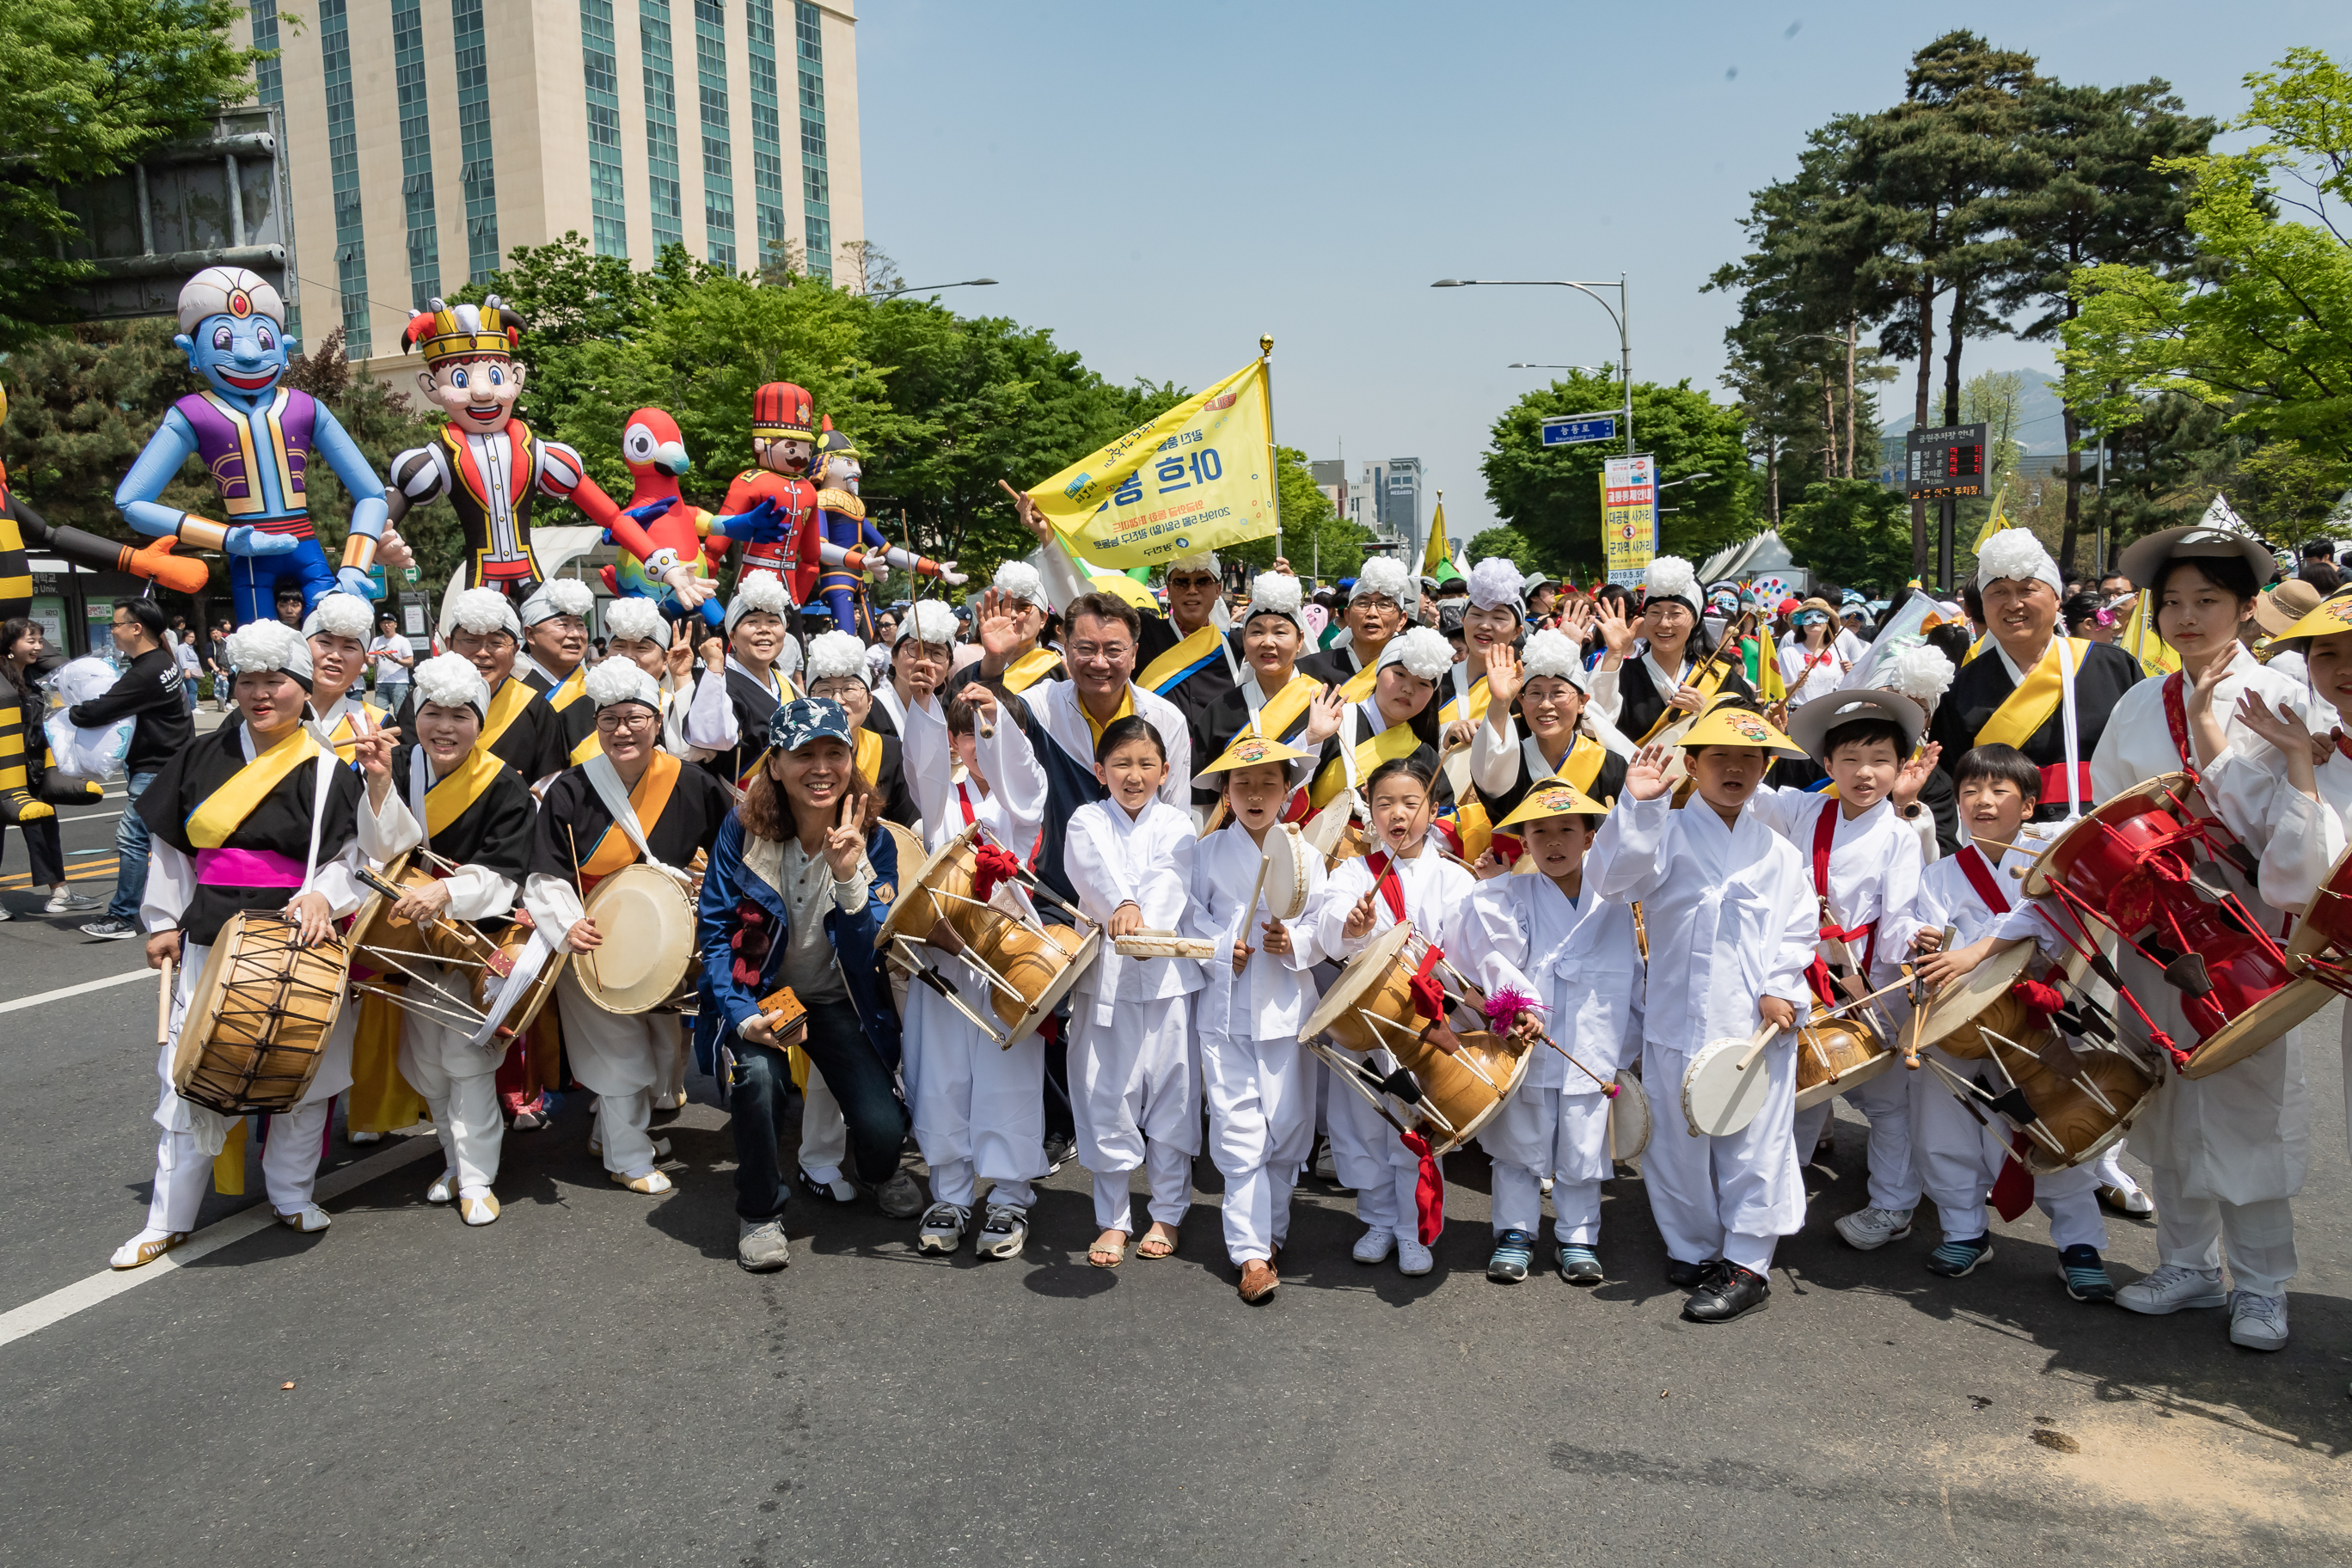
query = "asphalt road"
xmin=2 ymin=768 xmax=2347 ymax=1566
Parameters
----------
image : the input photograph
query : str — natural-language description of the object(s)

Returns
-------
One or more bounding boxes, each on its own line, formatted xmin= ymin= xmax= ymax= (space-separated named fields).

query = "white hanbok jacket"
xmin=1184 ymin=821 xmax=1329 ymax=1043
xmin=1456 ymin=872 xmax=1644 ymax=1093
xmin=1065 ymin=797 xmax=1201 ymax=1024
xmin=1751 ymin=787 xmax=1928 ymax=988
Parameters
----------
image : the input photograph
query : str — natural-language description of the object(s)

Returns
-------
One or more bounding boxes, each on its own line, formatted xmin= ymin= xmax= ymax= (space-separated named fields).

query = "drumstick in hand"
xmin=156 ymin=954 xmax=175 ymax=1050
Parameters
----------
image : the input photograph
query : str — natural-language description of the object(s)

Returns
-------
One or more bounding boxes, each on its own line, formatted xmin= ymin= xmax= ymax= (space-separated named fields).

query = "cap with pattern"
xmin=402 ymin=296 xmax=523 ymax=364
xmin=1675 ymin=702 xmax=1805 ymax=757
xmin=1196 ymin=731 xmax=1310 ymax=778
xmin=752 ymin=382 xmax=817 ymax=442
xmin=1495 ymin=780 xmax=1610 ymax=828
xmin=773 ymin=695 xmax=855 ymax=754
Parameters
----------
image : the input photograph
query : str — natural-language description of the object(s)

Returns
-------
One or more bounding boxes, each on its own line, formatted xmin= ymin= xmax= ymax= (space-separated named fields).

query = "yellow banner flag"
xmin=1422 ymin=497 xmax=1450 ymax=578
xmin=2118 ymin=587 xmax=2181 ymax=677
xmin=1025 ymin=356 xmax=1278 ymax=570
xmin=1971 ymin=484 xmax=2012 ymax=554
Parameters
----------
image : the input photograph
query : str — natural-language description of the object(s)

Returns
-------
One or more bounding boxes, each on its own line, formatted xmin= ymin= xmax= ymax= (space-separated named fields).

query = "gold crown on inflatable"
xmin=403 ymin=295 xmax=523 ymax=364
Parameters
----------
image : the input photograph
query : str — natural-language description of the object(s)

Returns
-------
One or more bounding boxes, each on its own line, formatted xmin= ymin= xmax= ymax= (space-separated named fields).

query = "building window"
xmin=452 ymin=0 xmax=501 ymax=283
xmin=249 ymin=2 xmax=283 ymax=106
xmin=792 ymin=1 xmax=830 ymax=279
xmin=580 ymin=0 xmax=628 ymax=256
xmin=640 ymin=0 xmax=685 ymax=251
xmin=392 ymin=0 xmax=442 ymax=307
xmin=320 ymin=0 xmax=371 ymax=352
xmin=743 ymin=0 xmax=789 ymax=267
xmin=693 ymin=0 xmax=737 ymax=270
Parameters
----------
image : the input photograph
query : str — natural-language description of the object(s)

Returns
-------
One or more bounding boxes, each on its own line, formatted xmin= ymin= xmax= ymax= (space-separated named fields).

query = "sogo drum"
xmin=173 ymin=912 xmax=354 ymax=1115
xmin=876 ymin=823 xmax=1101 ymax=1046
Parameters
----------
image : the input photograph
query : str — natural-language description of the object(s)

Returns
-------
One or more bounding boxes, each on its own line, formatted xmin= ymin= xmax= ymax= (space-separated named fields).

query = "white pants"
xmin=552 ymin=971 xmax=667 ymax=1178
xmin=903 ymin=982 xmax=1045 ymax=1211
xmin=1909 ymin=1047 xmax=2105 ymax=1251
xmin=1323 ymin=1044 xmax=1436 ymax=1240
xmin=1070 ymin=994 xmax=1197 ymax=1231
xmin=398 ymin=977 xmax=505 ymax=1197
xmin=1791 ymin=1056 xmax=1920 ymax=1211
xmin=652 ymin=1014 xmax=690 ymax=1104
xmin=1202 ymin=1032 xmax=1314 ymax=1265
xmin=1483 ymin=1085 xmax=1612 ymax=1245
xmin=2152 ymin=1169 xmax=2296 ymax=1297
xmin=144 ymin=941 xmax=352 ymax=1229
xmin=799 ymin=1065 xmax=849 ymax=1183
xmin=1642 ymin=1035 xmax=1803 ymax=1276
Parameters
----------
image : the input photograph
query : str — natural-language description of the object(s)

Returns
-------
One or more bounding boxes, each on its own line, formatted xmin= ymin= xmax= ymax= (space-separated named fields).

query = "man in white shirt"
xmin=368 ymin=610 xmax=414 ymax=712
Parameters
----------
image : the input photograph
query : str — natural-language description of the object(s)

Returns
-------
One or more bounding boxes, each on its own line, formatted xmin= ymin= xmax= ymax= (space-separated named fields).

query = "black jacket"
xmin=67 ymin=646 xmax=192 ymax=775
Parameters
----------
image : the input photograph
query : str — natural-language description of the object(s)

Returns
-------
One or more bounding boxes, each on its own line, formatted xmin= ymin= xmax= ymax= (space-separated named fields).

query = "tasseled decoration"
xmin=971 ymin=842 xmax=1023 ymax=904
xmin=2009 ymin=978 xmax=2065 ymax=1022
xmin=1407 ymin=943 xmax=1449 ymax=1021
xmin=1400 ymin=1129 xmax=1445 ymax=1245
xmin=1483 ymin=987 xmax=1545 ymax=1033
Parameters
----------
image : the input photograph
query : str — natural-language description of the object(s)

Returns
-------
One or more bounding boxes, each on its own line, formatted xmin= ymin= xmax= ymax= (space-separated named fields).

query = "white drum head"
xmin=1608 ymin=1069 xmax=1651 ymax=1166
xmin=875 ymin=821 xmax=981 ymax=948
xmin=1264 ymin=823 xmax=1311 ymax=922
xmin=1913 ymin=939 xmax=2042 ymax=1052
xmin=1681 ymin=1032 xmax=1777 ymax=1138
xmin=1299 ymin=921 xmax=1413 ymax=1044
xmin=579 ymin=865 xmax=695 ymax=1014
xmin=1300 ymin=801 xmax=1351 ymax=858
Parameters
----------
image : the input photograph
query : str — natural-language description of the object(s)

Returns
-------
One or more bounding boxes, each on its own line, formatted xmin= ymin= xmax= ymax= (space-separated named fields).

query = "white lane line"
xmin=0 ymin=1132 xmax=441 ymax=1349
xmin=0 ymin=968 xmax=153 ymax=1014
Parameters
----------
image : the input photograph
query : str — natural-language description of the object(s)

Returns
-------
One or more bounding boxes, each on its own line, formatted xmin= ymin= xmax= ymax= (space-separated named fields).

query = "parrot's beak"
xmin=655 ymin=441 xmax=691 ymax=476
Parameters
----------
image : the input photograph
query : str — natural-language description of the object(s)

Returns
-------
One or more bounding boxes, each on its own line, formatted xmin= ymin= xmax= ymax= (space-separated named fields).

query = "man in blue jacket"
xmin=699 ymin=696 xmax=916 ymax=1271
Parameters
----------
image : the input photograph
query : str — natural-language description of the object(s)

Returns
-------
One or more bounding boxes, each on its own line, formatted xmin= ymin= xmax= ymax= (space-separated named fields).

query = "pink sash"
xmin=193 ymin=847 xmax=307 ymax=886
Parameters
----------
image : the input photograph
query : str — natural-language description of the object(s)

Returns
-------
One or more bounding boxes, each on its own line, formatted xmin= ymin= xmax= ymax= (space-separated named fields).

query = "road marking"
xmin=0 ymin=857 xmax=117 ymax=889
xmin=0 ymin=1132 xmax=441 ymax=1349
xmin=0 ymin=968 xmax=153 ymax=1014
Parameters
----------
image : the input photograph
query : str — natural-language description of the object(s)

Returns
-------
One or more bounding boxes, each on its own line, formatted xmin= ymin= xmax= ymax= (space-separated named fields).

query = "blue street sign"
xmin=1540 ymin=415 xmax=1616 ymax=447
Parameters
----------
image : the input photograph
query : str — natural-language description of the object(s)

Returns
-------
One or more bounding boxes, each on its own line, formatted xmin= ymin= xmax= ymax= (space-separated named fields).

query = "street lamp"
xmin=1436 ymin=275 xmax=1632 ymax=454
xmin=1657 ymin=471 xmax=1714 ymax=490
xmin=1506 ymin=363 xmax=1609 ymax=372
xmin=878 ymin=278 xmax=999 ymax=298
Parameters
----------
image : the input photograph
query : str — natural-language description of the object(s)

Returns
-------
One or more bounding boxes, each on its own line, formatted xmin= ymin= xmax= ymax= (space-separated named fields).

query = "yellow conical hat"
xmin=1496 ymin=780 xmax=1611 ymax=827
xmin=1675 ymin=703 xmax=1807 ymax=758
xmin=2273 ymin=590 xmax=2352 ymax=644
xmin=1195 ymin=730 xmax=1311 ymax=781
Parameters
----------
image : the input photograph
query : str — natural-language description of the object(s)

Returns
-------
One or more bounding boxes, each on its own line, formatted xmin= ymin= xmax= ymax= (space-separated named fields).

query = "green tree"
xmin=1481 ymin=371 xmax=1757 ymax=584
xmin=1779 ymin=478 xmax=1918 ymax=591
xmin=2061 ymin=49 xmax=2352 ymax=471
xmin=0 ymin=319 xmax=208 ymax=539
xmin=1466 ymin=526 xmax=1536 ymax=567
xmin=0 ymin=1 xmax=260 ymax=347
xmin=1995 ymin=76 xmax=2213 ymax=574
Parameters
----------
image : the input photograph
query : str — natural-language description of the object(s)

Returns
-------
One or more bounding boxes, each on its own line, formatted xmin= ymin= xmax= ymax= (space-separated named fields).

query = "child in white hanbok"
xmin=1064 ymin=715 xmax=1203 ymax=1268
xmin=899 ymin=679 xmax=1050 ymax=1259
xmin=1183 ymin=733 xmax=1329 ymax=1302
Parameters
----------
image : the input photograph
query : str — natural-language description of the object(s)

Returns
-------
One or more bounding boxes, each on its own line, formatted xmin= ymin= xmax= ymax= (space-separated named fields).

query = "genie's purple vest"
xmin=173 ymin=389 xmax=318 ymax=536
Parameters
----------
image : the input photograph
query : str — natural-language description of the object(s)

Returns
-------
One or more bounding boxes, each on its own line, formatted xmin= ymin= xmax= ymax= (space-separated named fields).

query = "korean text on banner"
xmin=1602 ymin=455 xmax=1657 ymax=588
xmin=1026 ymin=358 xmax=1279 ymax=571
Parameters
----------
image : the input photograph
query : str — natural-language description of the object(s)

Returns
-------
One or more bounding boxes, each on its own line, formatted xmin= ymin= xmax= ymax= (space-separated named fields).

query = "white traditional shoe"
xmin=346 ymin=1129 xmax=384 ymax=1146
xmin=2117 ymin=1263 xmax=2227 ymax=1315
xmin=458 ymin=1191 xmax=501 ymax=1227
xmin=1351 ymin=1226 xmax=1395 ymax=1265
xmin=1396 ymin=1236 xmax=1435 ymax=1277
xmin=108 ymin=1230 xmax=189 ymax=1271
xmin=611 ymin=1169 xmax=674 ymax=1195
xmin=1834 ymin=1207 xmax=1914 ymax=1251
xmin=274 ymin=1204 xmax=332 ymax=1234
xmin=652 ymin=1091 xmax=689 ymax=1111
xmin=2228 ymin=1289 xmax=2288 ymax=1351
xmin=426 ymin=1167 xmax=458 ymax=1204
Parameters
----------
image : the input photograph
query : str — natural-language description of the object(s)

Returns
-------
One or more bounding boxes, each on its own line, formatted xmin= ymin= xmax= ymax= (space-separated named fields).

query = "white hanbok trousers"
xmin=551 ymin=970 xmax=665 ymax=1179
xmin=799 ymin=1065 xmax=849 ymax=1182
xmin=1071 ymin=995 xmax=1197 ymax=1232
xmin=146 ymin=941 xmax=354 ymax=1231
xmin=396 ymin=965 xmax=506 ymax=1197
xmin=1790 ymin=1027 xmax=1922 ymax=1212
xmin=1201 ymin=1032 xmax=1313 ymax=1265
xmin=903 ymin=983 xmax=1045 ymax=1211
xmin=1641 ymin=1035 xmax=1804 ymax=1276
xmin=1323 ymin=1045 xmax=1432 ymax=1242
xmin=1483 ymin=1085 xmax=1612 ymax=1245
xmin=652 ymin=1014 xmax=690 ymax=1105
xmin=1909 ymin=1046 xmax=2104 ymax=1252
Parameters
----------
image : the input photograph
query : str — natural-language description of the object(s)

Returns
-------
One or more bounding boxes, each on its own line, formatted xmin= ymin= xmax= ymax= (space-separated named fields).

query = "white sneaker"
xmin=2228 ymin=1290 xmax=2288 ymax=1351
xmin=1834 ymin=1206 xmax=1914 ymax=1251
xmin=1396 ymin=1236 xmax=1434 ymax=1276
xmin=44 ymin=888 xmax=101 ymax=915
xmin=974 ymin=1204 xmax=1029 ymax=1259
xmin=916 ymin=1201 xmax=969 ymax=1254
xmin=1351 ymin=1226 xmax=1395 ymax=1264
xmin=347 ymin=1129 xmax=383 ymax=1146
xmin=1313 ymin=1139 xmax=1338 ymax=1183
xmin=2116 ymin=1263 xmax=2227 ymax=1315
xmin=426 ymin=1167 xmax=458 ymax=1204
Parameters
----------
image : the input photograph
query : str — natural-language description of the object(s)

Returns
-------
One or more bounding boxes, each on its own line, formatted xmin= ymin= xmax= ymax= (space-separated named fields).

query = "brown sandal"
xmin=1238 ymin=1259 xmax=1280 ymax=1302
xmin=1088 ymin=1229 xmax=1129 ymax=1268
xmin=1136 ymin=1223 xmax=1179 ymax=1259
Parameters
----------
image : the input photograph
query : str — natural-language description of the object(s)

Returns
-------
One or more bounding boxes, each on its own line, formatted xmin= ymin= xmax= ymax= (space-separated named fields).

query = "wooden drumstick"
xmin=1244 ymin=849 xmax=1272 ymax=927
xmin=1734 ymin=1017 xmax=1779 ymax=1072
xmin=156 ymin=953 xmax=175 ymax=1050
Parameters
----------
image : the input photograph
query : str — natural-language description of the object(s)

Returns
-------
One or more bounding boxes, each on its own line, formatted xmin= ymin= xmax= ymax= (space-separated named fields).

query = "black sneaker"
xmin=1041 ymin=1134 xmax=1076 ymax=1174
xmin=1683 ymin=1263 xmax=1771 ymax=1322
xmin=1664 ymin=1257 xmax=1724 ymax=1289
xmin=81 ymin=916 xmax=138 ymax=940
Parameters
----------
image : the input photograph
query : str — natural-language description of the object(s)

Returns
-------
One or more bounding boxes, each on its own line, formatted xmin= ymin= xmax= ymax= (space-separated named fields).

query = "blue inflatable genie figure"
xmin=113 ymin=266 xmax=390 ymax=625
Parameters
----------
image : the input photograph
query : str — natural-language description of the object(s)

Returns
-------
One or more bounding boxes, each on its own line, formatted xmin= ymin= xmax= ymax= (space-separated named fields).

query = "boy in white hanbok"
xmin=899 ymin=677 xmax=1050 ymax=1259
xmin=1064 ymin=715 xmax=1204 ymax=1268
xmin=1904 ymin=744 xmax=2115 ymax=1300
xmin=1184 ymin=733 xmax=1330 ymax=1302
xmin=1461 ymin=780 xmax=1641 ymax=1284
xmin=1590 ymin=704 xmax=1820 ymax=1323
xmin=1302 ymin=754 xmax=1480 ymax=1277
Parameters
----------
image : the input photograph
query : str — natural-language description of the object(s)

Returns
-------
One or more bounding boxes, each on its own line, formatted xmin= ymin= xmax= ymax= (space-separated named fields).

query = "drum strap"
xmin=1957 ymin=846 xmax=2011 ymax=914
xmin=581 ymin=750 xmax=684 ymax=880
xmin=1807 ymin=805 xmax=1877 ymax=1005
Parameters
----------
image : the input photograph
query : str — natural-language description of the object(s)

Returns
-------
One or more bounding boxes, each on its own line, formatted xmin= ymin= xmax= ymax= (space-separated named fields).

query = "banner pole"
xmin=1260 ymin=335 xmax=1282 ymax=572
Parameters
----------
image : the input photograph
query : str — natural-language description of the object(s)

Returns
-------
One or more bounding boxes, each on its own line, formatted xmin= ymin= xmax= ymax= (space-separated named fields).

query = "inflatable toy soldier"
xmin=716 ymin=382 xmax=823 ymax=594
xmin=806 ymin=418 xmax=963 ymax=636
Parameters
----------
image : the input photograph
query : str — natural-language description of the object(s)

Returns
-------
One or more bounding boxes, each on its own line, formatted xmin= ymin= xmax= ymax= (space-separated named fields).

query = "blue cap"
xmin=774 ymin=696 xmax=854 ymax=754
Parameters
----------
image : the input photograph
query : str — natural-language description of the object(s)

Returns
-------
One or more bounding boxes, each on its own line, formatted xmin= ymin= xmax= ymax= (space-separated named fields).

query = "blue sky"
xmin=856 ymin=3 xmax=2351 ymax=545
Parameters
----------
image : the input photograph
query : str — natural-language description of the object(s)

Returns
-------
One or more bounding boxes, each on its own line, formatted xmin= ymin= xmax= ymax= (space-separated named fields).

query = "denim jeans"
xmin=730 ymin=998 xmax=909 ymax=1220
xmin=107 ymin=770 xmax=157 ymax=923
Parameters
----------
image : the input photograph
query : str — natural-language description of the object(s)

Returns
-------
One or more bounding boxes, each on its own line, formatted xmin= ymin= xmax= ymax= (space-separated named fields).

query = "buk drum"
xmin=576 ymin=863 xmax=699 ymax=1014
xmin=2284 ymin=836 xmax=2352 ymax=993
xmin=2005 ymin=1047 xmax=2163 ymax=1174
xmin=1906 ymin=940 xmax=2060 ymax=1062
xmin=1792 ymin=1007 xmax=1896 ymax=1111
xmin=467 ymin=915 xmax=568 ymax=1048
xmin=877 ymin=822 xmax=1101 ymax=1047
xmin=1298 ymin=922 xmax=1531 ymax=1156
xmin=1260 ymin=822 xmax=1313 ymax=921
xmin=1112 ymin=931 xmax=1218 ymax=960
xmin=1680 ymin=1024 xmax=1779 ymax=1138
xmin=174 ymin=912 xmax=355 ymax=1115
xmin=1607 ymin=1069 xmax=1651 ymax=1167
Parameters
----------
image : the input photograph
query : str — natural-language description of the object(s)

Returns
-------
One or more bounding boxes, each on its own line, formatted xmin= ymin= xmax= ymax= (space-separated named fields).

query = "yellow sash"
xmin=569 ymin=728 xmax=603 ymax=764
xmin=187 ymin=727 xmax=326 ymax=848
xmin=319 ymin=699 xmax=388 ymax=763
xmin=854 ymin=727 xmax=885 ymax=787
xmin=1003 ymin=647 xmax=1063 ymax=693
xmin=1138 ymin=623 xmax=1228 ymax=694
xmin=1308 ymin=722 xmax=1423 ymax=808
xmin=1973 ymin=639 xmax=2092 ymax=752
xmin=1338 ymin=660 xmax=1381 ymax=705
xmin=580 ymin=751 xmax=683 ymax=880
xmin=1245 ymin=671 xmax=1323 ymax=743
xmin=481 ymin=677 xmax=536 ymax=754
xmin=424 ymin=745 xmax=509 ymax=838
xmin=1439 ymin=672 xmax=1491 ymax=728
xmin=1556 ymin=733 xmax=1607 ymax=793
xmin=546 ymin=665 xmax=588 ymax=713
xmin=1081 ymin=685 xmax=1136 ymax=750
